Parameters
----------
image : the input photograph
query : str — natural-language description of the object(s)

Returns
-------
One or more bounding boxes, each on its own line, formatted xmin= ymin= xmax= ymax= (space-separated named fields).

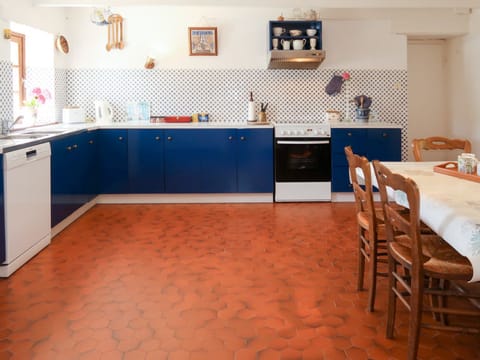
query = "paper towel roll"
xmin=248 ymin=101 xmax=256 ymax=121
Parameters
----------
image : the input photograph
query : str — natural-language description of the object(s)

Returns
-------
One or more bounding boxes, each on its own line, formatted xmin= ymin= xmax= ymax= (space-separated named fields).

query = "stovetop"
xmin=274 ymin=123 xmax=331 ymax=138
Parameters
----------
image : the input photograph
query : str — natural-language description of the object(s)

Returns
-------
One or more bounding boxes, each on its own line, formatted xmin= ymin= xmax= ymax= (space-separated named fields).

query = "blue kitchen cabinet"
xmin=367 ymin=129 xmax=401 ymax=162
xmin=331 ymin=127 xmax=401 ymax=192
xmin=128 ymin=129 xmax=165 ymax=193
xmin=164 ymin=129 xmax=237 ymax=193
xmin=51 ymin=131 xmax=98 ymax=227
xmin=237 ymin=128 xmax=274 ymax=193
xmin=97 ymin=129 xmax=129 ymax=194
xmin=0 ymin=156 xmax=4 ymax=263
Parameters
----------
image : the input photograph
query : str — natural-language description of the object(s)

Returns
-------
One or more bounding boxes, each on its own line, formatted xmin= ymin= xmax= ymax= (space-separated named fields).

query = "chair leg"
xmin=386 ymin=256 xmax=397 ymax=339
xmin=407 ymin=268 xmax=424 ymax=360
xmin=367 ymin=240 xmax=377 ymax=312
xmin=357 ymin=227 xmax=366 ymax=291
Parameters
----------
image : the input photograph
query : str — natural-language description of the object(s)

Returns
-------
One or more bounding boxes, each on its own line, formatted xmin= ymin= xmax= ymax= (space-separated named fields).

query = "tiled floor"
xmin=1 ymin=203 xmax=479 ymax=360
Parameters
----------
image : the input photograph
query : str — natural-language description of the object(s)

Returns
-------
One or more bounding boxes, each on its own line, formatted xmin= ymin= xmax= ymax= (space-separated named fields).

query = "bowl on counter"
xmin=289 ymin=29 xmax=302 ymax=36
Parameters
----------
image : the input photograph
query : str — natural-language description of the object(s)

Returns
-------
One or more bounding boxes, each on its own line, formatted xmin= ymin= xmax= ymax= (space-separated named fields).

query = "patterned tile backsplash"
xmin=1 ymin=65 xmax=408 ymax=159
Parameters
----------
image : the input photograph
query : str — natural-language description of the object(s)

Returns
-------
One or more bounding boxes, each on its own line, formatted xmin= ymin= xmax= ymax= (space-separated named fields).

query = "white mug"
xmin=292 ymin=39 xmax=306 ymax=50
xmin=272 ymin=38 xmax=279 ymax=50
xmin=281 ymin=39 xmax=291 ymax=50
xmin=273 ymin=27 xmax=284 ymax=36
xmin=309 ymin=38 xmax=317 ymax=49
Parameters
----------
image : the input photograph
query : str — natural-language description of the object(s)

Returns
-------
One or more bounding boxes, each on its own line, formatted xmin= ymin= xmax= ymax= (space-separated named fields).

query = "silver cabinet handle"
xmin=240 ymin=136 xmax=246 ymax=141
xmin=155 ymin=136 xmax=161 ymax=141
xmin=89 ymin=140 xmax=94 ymax=144
xmin=66 ymin=146 xmax=72 ymax=151
xmin=73 ymin=144 xmax=78 ymax=149
xmin=167 ymin=136 xmax=173 ymax=141
xmin=383 ymin=133 xmax=388 ymax=137
xmin=118 ymin=136 xmax=123 ymax=141
xmin=228 ymin=136 xmax=233 ymax=140
xmin=347 ymin=132 xmax=352 ymax=136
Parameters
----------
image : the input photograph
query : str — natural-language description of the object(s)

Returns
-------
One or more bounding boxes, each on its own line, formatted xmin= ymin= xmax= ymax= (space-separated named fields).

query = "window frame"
xmin=10 ymin=31 xmax=26 ymax=107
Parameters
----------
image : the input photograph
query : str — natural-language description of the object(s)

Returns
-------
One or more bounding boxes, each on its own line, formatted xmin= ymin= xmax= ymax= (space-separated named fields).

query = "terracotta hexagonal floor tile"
xmin=1 ymin=204 xmax=479 ymax=359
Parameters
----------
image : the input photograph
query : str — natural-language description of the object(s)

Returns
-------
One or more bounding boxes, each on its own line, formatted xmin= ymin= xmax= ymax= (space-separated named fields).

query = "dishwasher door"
xmin=2 ymin=142 xmax=51 ymax=275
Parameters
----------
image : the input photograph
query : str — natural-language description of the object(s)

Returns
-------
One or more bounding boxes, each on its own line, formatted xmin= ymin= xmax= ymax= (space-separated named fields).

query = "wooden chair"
xmin=412 ymin=136 xmax=472 ymax=161
xmin=372 ymin=160 xmax=480 ymax=360
xmin=344 ymin=146 xmax=388 ymax=312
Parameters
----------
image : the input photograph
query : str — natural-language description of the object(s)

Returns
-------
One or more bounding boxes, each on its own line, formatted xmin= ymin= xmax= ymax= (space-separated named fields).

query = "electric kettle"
xmin=94 ymin=101 xmax=114 ymax=123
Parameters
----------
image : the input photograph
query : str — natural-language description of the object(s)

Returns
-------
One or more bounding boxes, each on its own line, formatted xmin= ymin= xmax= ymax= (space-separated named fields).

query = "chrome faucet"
xmin=1 ymin=116 xmax=24 ymax=135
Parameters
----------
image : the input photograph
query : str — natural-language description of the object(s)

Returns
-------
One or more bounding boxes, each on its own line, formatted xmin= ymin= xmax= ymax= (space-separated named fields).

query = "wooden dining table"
xmin=363 ymin=161 xmax=480 ymax=282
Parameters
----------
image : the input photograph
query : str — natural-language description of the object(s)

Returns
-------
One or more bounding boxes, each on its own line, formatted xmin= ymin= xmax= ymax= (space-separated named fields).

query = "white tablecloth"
xmin=367 ymin=161 xmax=480 ymax=282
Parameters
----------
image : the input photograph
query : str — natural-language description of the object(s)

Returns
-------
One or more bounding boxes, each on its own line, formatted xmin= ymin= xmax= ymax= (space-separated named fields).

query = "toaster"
xmin=62 ymin=107 xmax=85 ymax=123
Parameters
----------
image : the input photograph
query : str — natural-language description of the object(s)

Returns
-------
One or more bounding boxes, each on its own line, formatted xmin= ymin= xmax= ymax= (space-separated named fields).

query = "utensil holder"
xmin=355 ymin=108 xmax=370 ymax=122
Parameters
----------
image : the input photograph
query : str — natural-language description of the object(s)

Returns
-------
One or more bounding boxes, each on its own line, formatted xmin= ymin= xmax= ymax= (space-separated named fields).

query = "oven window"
xmin=275 ymin=138 xmax=331 ymax=182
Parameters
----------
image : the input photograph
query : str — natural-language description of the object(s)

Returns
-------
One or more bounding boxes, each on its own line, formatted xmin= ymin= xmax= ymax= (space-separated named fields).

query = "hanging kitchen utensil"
xmin=106 ymin=14 xmax=124 ymax=51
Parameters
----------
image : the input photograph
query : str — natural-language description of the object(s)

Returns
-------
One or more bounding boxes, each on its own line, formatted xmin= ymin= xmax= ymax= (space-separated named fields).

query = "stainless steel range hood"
xmin=268 ymin=50 xmax=326 ymax=70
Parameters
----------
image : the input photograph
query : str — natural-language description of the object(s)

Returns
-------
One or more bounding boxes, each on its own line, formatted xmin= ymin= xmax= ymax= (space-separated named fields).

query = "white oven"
xmin=275 ymin=123 xmax=331 ymax=202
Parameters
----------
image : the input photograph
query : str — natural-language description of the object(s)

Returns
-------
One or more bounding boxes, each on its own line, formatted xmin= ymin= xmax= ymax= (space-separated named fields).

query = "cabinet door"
xmin=165 ymin=129 xmax=236 ymax=193
xmin=128 ymin=129 xmax=165 ymax=193
xmin=97 ymin=129 xmax=129 ymax=194
xmin=237 ymin=129 xmax=274 ymax=193
xmin=331 ymin=128 xmax=367 ymax=192
xmin=0 ymin=157 xmax=5 ymax=262
xmin=76 ymin=131 xmax=98 ymax=204
xmin=367 ymin=128 xmax=401 ymax=161
xmin=51 ymin=134 xmax=82 ymax=226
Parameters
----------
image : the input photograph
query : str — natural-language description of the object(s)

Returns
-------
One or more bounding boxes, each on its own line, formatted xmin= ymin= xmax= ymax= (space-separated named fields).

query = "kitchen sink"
xmin=21 ymin=130 xmax=65 ymax=135
xmin=0 ymin=134 xmax=48 ymax=140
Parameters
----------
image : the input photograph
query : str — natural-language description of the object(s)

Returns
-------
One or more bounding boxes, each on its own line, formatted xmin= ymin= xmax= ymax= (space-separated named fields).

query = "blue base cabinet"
xmin=97 ymin=129 xmax=128 ymax=194
xmin=128 ymin=129 xmax=165 ymax=193
xmin=331 ymin=128 xmax=401 ymax=192
xmin=0 ymin=156 xmax=4 ymax=263
xmin=237 ymin=129 xmax=274 ymax=193
xmin=164 ymin=129 xmax=237 ymax=193
xmin=51 ymin=131 xmax=98 ymax=227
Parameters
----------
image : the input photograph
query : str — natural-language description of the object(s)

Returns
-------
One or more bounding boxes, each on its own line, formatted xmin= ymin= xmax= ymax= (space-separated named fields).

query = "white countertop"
xmin=329 ymin=120 xmax=403 ymax=129
xmin=0 ymin=121 xmax=274 ymax=153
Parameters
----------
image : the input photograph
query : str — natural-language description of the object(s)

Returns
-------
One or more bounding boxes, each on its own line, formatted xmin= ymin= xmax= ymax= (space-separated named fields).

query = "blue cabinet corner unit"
xmin=51 ymin=131 xmax=98 ymax=227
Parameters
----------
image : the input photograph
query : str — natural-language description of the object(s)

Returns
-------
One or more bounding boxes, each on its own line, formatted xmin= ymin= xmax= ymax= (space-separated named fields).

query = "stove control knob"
xmin=312 ymin=130 xmax=318 ymax=135
xmin=297 ymin=130 xmax=305 ymax=135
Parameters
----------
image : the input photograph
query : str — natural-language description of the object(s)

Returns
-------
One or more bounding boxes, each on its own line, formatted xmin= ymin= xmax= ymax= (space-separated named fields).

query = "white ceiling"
xmin=32 ymin=0 xmax=480 ymax=9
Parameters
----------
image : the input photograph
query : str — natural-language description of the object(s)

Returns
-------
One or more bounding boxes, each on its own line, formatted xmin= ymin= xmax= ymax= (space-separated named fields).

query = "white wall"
xmin=446 ymin=9 xmax=480 ymax=154
xmin=407 ymin=40 xmax=451 ymax=161
xmin=0 ymin=0 xmax=68 ymax=68
xmin=64 ymin=6 xmax=407 ymax=70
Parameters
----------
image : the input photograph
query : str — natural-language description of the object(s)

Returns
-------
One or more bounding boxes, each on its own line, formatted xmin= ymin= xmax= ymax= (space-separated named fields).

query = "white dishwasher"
xmin=0 ymin=142 xmax=51 ymax=277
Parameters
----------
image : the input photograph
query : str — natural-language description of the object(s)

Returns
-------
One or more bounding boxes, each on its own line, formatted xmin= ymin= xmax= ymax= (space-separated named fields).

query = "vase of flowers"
xmin=22 ymin=87 xmax=51 ymax=125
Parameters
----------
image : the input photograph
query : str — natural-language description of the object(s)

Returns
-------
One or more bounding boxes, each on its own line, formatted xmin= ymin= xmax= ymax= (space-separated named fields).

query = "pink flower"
xmin=342 ymin=72 xmax=350 ymax=81
xmin=36 ymin=94 xmax=46 ymax=104
xmin=23 ymin=87 xmax=51 ymax=108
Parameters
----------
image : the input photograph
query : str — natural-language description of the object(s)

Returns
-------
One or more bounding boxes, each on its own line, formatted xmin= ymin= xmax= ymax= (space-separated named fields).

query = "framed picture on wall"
xmin=189 ymin=27 xmax=218 ymax=56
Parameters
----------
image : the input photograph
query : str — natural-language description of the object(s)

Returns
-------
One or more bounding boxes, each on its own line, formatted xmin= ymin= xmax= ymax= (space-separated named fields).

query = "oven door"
xmin=275 ymin=137 xmax=331 ymax=182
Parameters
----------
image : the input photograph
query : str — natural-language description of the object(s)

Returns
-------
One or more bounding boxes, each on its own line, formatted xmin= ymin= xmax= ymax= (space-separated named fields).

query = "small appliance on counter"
xmin=94 ymin=101 xmax=114 ymax=123
xmin=62 ymin=106 xmax=85 ymax=123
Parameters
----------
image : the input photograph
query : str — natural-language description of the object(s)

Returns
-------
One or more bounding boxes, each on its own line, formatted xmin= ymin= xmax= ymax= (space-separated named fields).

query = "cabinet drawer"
xmin=331 ymin=128 xmax=367 ymax=153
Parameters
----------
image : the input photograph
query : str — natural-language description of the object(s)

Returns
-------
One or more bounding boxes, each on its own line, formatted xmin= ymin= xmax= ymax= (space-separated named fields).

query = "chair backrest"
xmin=372 ymin=160 xmax=423 ymax=272
xmin=344 ymin=146 xmax=376 ymax=225
xmin=412 ymin=136 xmax=472 ymax=161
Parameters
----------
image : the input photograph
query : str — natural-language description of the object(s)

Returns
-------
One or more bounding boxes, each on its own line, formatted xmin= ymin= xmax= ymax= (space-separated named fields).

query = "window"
xmin=10 ymin=31 xmax=25 ymax=117
xmin=10 ymin=22 xmax=55 ymax=127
